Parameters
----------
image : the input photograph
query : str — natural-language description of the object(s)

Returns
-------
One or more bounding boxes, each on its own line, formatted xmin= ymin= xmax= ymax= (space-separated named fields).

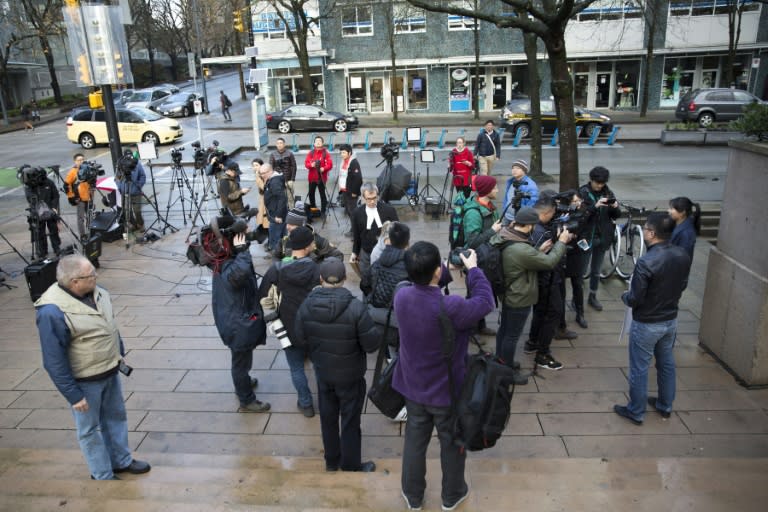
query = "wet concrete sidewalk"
xmin=0 ymin=193 xmax=767 ymax=509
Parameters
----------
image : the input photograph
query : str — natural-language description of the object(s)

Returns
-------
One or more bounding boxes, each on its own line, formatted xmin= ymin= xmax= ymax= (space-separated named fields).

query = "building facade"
xmin=305 ymin=0 xmax=768 ymax=115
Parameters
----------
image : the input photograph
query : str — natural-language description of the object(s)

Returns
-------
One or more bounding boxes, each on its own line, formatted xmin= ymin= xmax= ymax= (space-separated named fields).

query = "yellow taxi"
xmin=66 ymin=107 xmax=183 ymax=149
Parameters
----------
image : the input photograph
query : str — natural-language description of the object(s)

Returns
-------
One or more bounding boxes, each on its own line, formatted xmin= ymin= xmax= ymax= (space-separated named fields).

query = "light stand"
xmin=417 ymin=149 xmax=445 ymax=218
xmin=321 ymin=167 xmax=341 ymax=229
xmin=406 ymin=126 xmax=422 ymax=181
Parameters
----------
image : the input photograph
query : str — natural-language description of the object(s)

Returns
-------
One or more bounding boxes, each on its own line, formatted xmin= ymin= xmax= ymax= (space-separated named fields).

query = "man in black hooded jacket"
xmin=295 ymin=257 xmax=379 ymax=473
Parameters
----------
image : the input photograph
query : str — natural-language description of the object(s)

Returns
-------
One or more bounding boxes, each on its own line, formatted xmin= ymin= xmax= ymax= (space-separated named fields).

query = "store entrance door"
xmin=574 ymin=73 xmax=589 ymax=106
xmin=368 ymin=76 xmax=385 ymax=113
xmin=596 ymin=72 xmax=611 ymax=108
xmin=491 ymin=75 xmax=507 ymax=109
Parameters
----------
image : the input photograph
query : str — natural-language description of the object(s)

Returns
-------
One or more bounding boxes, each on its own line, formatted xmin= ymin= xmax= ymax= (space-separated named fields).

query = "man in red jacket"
xmin=304 ymin=136 xmax=333 ymax=217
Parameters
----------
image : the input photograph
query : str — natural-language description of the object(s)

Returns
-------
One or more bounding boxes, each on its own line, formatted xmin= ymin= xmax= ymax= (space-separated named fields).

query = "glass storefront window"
xmin=407 ymin=70 xmax=427 ymax=110
xmin=449 ymin=67 xmax=470 ymax=112
xmin=661 ymin=58 xmax=695 ymax=107
xmin=348 ymin=74 xmax=367 ymax=112
xmin=615 ymin=61 xmax=639 ymax=108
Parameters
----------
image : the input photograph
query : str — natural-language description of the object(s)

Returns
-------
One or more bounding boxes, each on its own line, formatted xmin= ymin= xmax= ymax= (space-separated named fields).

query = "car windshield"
xmin=128 ymin=91 xmax=151 ymax=102
xmin=166 ymin=93 xmax=189 ymax=102
xmin=130 ymin=108 xmax=163 ymax=121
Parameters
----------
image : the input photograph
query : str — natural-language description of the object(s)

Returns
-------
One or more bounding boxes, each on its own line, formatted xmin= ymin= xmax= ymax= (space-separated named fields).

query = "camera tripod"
xmin=163 ymin=161 xmax=201 ymax=229
xmin=321 ymin=170 xmax=342 ymax=229
xmin=141 ymin=159 xmax=177 ymax=236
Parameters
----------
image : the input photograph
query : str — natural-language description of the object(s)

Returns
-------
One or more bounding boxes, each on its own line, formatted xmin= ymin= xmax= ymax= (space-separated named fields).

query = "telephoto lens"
xmin=267 ymin=318 xmax=292 ymax=349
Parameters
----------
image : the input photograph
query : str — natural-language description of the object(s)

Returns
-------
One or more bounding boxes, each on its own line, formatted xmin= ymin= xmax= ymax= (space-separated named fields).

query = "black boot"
xmin=575 ymin=312 xmax=588 ymax=329
xmin=588 ymin=294 xmax=603 ymax=311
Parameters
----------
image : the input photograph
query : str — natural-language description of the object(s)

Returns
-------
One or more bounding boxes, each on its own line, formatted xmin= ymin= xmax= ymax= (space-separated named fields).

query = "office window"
xmin=394 ymin=3 xmax=426 ymax=33
xmin=342 ymin=6 xmax=373 ymax=37
xmin=447 ymin=0 xmax=477 ymax=30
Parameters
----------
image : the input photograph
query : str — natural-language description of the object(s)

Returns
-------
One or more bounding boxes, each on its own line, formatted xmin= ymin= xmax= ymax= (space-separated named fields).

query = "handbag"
xmin=367 ymin=305 xmax=405 ymax=419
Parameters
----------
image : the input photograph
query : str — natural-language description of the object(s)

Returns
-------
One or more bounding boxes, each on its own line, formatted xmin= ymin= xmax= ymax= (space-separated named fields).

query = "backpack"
xmin=474 ymin=240 xmax=513 ymax=298
xmin=452 ymin=349 xmax=518 ymax=451
xmin=448 ymin=197 xmax=478 ymax=249
xmin=224 ymin=95 xmax=232 ymax=107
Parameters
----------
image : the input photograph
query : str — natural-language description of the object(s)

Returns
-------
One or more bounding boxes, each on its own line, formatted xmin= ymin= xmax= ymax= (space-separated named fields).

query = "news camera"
xmin=116 ymin=150 xmax=138 ymax=181
xmin=17 ymin=165 xmax=48 ymax=188
xmin=171 ymin=146 xmax=184 ymax=166
xmin=510 ymin=179 xmax=531 ymax=212
xmin=77 ymin=161 xmax=105 ymax=184
xmin=380 ymin=138 xmax=400 ymax=163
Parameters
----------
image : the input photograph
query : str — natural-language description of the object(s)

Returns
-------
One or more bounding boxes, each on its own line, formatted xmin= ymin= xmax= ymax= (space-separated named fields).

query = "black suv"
xmin=499 ymin=97 xmax=613 ymax=138
xmin=675 ymin=88 xmax=764 ymax=127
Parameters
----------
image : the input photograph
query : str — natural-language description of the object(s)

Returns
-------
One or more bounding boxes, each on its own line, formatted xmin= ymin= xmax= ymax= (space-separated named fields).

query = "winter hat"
xmin=474 ymin=176 xmax=497 ymax=197
xmin=514 ymin=206 xmax=539 ymax=225
xmin=511 ymin=159 xmax=529 ymax=174
xmin=286 ymin=208 xmax=307 ymax=226
xmin=319 ymin=257 xmax=346 ymax=285
xmin=287 ymin=226 xmax=314 ymax=250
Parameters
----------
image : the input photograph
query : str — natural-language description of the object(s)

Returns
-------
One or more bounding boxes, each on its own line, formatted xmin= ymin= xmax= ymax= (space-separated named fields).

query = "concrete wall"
xmin=699 ymin=141 xmax=768 ymax=386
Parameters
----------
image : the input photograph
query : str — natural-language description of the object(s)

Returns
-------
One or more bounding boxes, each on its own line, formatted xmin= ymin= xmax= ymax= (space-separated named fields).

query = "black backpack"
xmin=452 ymin=348 xmax=518 ymax=451
xmin=474 ymin=240 xmax=513 ymax=298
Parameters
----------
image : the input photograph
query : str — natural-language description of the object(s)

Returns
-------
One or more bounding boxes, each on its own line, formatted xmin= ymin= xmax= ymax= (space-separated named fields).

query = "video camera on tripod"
xmin=17 ymin=165 xmax=49 ymax=188
xmin=171 ymin=146 xmax=184 ymax=166
xmin=77 ymin=161 xmax=105 ymax=185
xmin=510 ymin=179 xmax=532 ymax=212
xmin=116 ymin=150 xmax=138 ymax=181
xmin=379 ymin=138 xmax=400 ymax=165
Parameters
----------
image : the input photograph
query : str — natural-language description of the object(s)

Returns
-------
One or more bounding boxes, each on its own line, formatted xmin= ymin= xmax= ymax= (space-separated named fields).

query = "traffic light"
xmin=233 ymin=11 xmax=244 ymax=32
xmin=77 ymin=54 xmax=92 ymax=86
xmin=88 ymin=90 xmax=103 ymax=109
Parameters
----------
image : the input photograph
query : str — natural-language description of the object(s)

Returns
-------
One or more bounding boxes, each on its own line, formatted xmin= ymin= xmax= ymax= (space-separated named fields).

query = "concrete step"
xmin=1 ymin=448 xmax=768 ymax=511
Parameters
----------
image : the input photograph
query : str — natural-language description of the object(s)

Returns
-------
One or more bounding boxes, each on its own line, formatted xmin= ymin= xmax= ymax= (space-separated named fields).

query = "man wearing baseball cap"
xmin=272 ymin=205 xmax=344 ymax=262
xmin=491 ymin=206 xmax=572 ymax=379
xmin=258 ymin=226 xmax=320 ymax=417
xmin=295 ymin=257 xmax=379 ymax=472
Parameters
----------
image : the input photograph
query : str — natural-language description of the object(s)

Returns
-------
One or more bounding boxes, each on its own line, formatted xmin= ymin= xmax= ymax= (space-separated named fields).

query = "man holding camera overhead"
xmin=35 ymin=254 xmax=151 ymax=480
xmin=64 ymin=153 xmax=91 ymax=241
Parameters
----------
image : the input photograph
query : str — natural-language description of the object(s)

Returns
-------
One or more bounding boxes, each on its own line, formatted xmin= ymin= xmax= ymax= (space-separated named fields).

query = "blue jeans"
xmin=267 ymin=219 xmax=286 ymax=252
xmin=626 ymin=318 xmax=677 ymax=420
xmin=402 ymin=399 xmax=467 ymax=507
xmin=71 ymin=372 xmax=132 ymax=480
xmin=284 ymin=345 xmax=312 ymax=408
xmin=585 ymin=244 xmax=607 ymax=294
xmin=495 ymin=304 xmax=531 ymax=366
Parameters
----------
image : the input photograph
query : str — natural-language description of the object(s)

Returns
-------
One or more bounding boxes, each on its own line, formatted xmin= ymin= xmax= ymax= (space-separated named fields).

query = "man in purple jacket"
xmin=392 ymin=241 xmax=495 ymax=511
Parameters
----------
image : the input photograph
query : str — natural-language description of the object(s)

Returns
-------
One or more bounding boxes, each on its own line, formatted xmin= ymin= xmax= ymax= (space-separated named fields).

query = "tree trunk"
xmin=523 ymin=30 xmax=546 ymax=180
xmin=544 ymin=32 xmax=579 ymax=192
xmin=38 ymin=36 xmax=63 ymax=104
xmin=473 ymin=10 xmax=480 ymax=120
xmin=640 ymin=14 xmax=655 ymax=117
xmin=390 ymin=46 xmax=398 ymax=121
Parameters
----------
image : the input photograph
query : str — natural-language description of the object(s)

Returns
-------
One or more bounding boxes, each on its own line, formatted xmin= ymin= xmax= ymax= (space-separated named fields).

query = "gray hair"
xmin=56 ymin=255 xmax=93 ymax=287
xmin=361 ymin=182 xmax=378 ymax=196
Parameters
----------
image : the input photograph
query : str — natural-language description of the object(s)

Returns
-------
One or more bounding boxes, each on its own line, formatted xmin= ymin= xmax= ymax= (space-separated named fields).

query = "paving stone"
xmin=533 ymin=368 xmax=628 ymax=392
xmin=0 ymin=391 xmax=22 ymax=408
xmin=7 ymin=391 xmax=69 ymax=409
xmin=0 ymin=429 xmax=146 ymax=451
xmin=2 ymin=369 xmax=39 ymax=390
xmin=0 ymin=351 xmax=46 ymax=370
xmin=125 ymin=349 xmax=231 ymax=370
xmin=118 ymin=370 xmax=187 ymax=392
xmin=539 ymin=412 xmax=690 ymax=435
xmin=120 ymin=305 xmax=207 ymax=317
xmin=122 ymin=336 xmax=160 ymax=350
xmin=125 ymin=392 xmax=241 ymax=413
xmin=175 ymin=369 xmax=316 ymax=395
xmin=563 ymin=434 xmax=768 ymax=458
xmin=137 ymin=432 xmax=328 ymax=458
xmin=141 ymin=325 xmax=221 ymax=338
xmin=137 ymin=411 xmax=268 ymax=435
xmin=673 ymin=389 xmax=760 ymax=411
xmin=511 ymin=391 xmax=628 ymax=414
xmin=152 ymin=338 xmax=223 ymax=350
xmin=0 ymin=409 xmax=31 ymax=428
xmin=17 ymin=408 xmax=147 ymax=432
xmin=677 ymin=411 xmax=768 ymax=434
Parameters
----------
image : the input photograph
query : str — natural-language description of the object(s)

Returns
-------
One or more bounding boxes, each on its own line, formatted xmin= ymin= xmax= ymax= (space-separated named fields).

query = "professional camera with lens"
xmin=551 ymin=191 xmax=587 ymax=235
xmin=380 ymin=138 xmax=400 ymax=163
xmin=116 ymin=151 xmax=138 ymax=181
xmin=511 ymin=179 xmax=531 ymax=212
xmin=448 ymin=247 xmax=471 ymax=267
xmin=17 ymin=165 xmax=48 ymax=187
xmin=77 ymin=161 xmax=105 ymax=184
xmin=171 ymin=146 xmax=184 ymax=166
xmin=191 ymin=142 xmax=207 ymax=170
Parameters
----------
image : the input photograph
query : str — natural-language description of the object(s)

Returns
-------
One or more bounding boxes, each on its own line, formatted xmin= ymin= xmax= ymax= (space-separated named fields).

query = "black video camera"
xmin=448 ymin=247 xmax=471 ymax=267
xmin=77 ymin=161 xmax=105 ymax=184
xmin=116 ymin=151 xmax=138 ymax=181
xmin=17 ymin=165 xmax=48 ymax=187
xmin=171 ymin=146 xmax=184 ymax=166
xmin=380 ymin=138 xmax=400 ymax=162
xmin=191 ymin=142 xmax=207 ymax=170
xmin=511 ymin=179 xmax=531 ymax=211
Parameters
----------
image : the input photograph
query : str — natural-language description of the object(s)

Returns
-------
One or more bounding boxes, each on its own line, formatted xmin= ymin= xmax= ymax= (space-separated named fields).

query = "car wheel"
xmin=142 ymin=131 xmax=159 ymax=145
xmin=182 ymin=106 xmax=190 ymax=117
xmin=698 ymin=112 xmax=715 ymax=128
xmin=584 ymin=123 xmax=600 ymax=138
xmin=334 ymin=119 xmax=348 ymax=132
xmin=515 ymin=123 xmax=530 ymax=138
xmin=277 ymin=121 xmax=292 ymax=133
xmin=79 ymin=133 xmax=96 ymax=149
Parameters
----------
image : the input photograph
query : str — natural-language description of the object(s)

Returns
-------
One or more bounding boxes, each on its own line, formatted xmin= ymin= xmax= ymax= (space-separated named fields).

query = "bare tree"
xmin=19 ymin=0 xmax=66 ymax=104
xmin=519 ymin=8 xmax=545 ymax=180
xmin=0 ymin=5 xmax=37 ymax=121
xmin=409 ymin=0 xmax=598 ymax=191
xmin=722 ymin=0 xmax=767 ymax=88
xmin=267 ymin=0 xmax=334 ymax=105
xmin=153 ymin=0 xmax=192 ymax=82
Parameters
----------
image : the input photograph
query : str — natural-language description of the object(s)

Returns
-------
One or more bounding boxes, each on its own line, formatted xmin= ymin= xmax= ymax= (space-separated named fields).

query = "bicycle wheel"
xmin=600 ymin=225 xmax=621 ymax=278
xmin=615 ymin=224 xmax=645 ymax=279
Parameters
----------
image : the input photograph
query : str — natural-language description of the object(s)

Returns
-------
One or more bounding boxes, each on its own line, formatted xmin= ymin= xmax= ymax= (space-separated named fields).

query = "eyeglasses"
xmin=363 ymin=195 xmax=378 ymax=202
xmin=74 ymin=273 xmax=97 ymax=281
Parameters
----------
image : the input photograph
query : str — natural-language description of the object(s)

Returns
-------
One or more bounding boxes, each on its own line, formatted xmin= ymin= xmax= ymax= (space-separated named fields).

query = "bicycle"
xmin=612 ymin=204 xmax=647 ymax=279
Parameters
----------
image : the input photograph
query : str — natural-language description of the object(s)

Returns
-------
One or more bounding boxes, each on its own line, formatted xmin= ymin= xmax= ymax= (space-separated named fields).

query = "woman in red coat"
xmin=304 ymin=136 xmax=334 ymax=216
xmin=448 ymin=136 xmax=474 ymax=199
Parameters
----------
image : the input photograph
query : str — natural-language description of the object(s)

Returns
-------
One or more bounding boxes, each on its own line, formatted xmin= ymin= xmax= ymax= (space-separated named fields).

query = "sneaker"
xmin=554 ymin=328 xmax=578 ymax=340
xmin=523 ymin=341 xmax=538 ymax=354
xmin=238 ymin=400 xmax=271 ymax=413
xmin=534 ymin=353 xmax=563 ymax=371
xmin=442 ymin=487 xmax=470 ymax=511
xmin=402 ymin=490 xmax=423 ymax=510
xmin=613 ymin=404 xmax=642 ymax=425
xmin=648 ymin=397 xmax=671 ymax=418
xmin=298 ymin=402 xmax=315 ymax=418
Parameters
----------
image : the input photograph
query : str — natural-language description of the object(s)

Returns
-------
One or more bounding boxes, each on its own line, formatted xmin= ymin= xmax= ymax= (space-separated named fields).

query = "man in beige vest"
xmin=35 ymin=255 xmax=150 ymax=480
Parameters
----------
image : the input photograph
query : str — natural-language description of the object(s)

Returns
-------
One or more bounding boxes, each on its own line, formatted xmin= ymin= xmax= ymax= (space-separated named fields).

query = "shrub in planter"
xmin=730 ymin=103 xmax=768 ymax=141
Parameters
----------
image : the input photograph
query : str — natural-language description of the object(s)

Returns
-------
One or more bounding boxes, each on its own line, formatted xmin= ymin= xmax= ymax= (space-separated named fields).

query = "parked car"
xmin=123 ymin=87 xmax=173 ymax=111
xmin=112 ymin=88 xmax=135 ymax=105
xmin=156 ymin=82 xmax=180 ymax=94
xmin=158 ymin=92 xmax=205 ymax=117
xmin=66 ymin=107 xmax=183 ymax=149
xmin=499 ymin=98 xmax=613 ymax=138
xmin=675 ymin=88 xmax=764 ymax=127
xmin=266 ymin=104 xmax=358 ymax=133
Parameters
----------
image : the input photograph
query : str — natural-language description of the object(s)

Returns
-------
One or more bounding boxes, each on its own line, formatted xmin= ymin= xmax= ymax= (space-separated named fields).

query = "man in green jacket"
xmin=492 ymin=207 xmax=572 ymax=373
